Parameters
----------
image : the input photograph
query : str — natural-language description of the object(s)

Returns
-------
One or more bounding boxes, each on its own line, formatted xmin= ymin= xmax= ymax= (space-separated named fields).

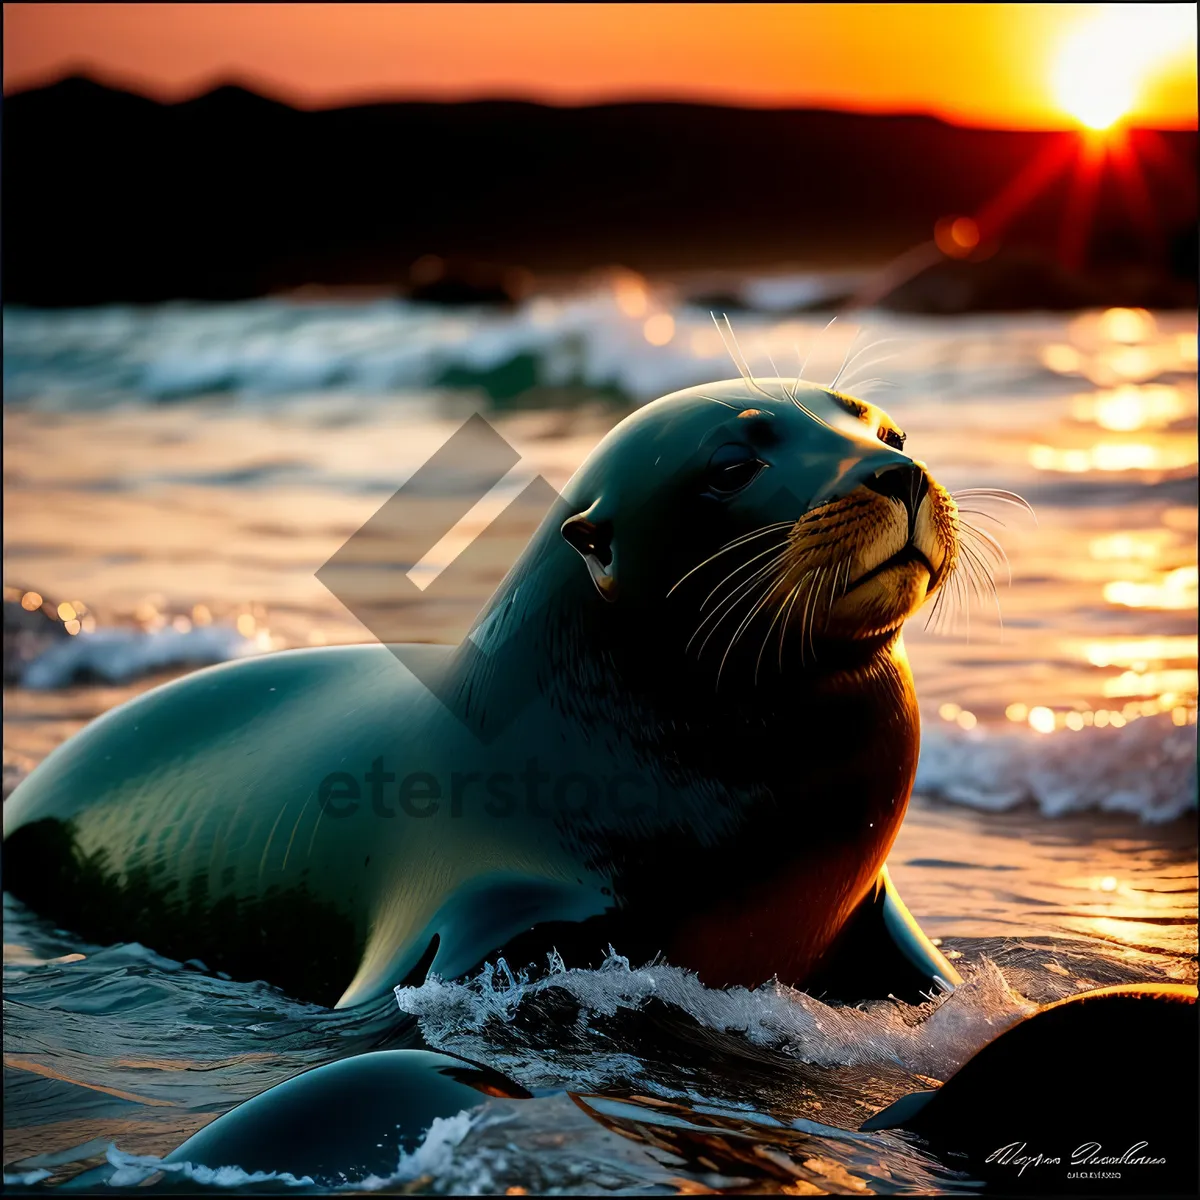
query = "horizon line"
xmin=7 ymin=67 xmax=1198 ymax=135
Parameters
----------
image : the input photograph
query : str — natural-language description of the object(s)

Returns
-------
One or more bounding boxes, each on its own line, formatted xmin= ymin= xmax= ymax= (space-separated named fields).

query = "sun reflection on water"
xmin=1071 ymin=384 xmax=1192 ymax=431
xmin=1103 ymin=668 xmax=1199 ymax=699
xmin=1104 ymin=565 xmax=1198 ymax=609
xmin=1000 ymin=694 xmax=1197 ymax=734
xmin=1088 ymin=531 xmax=1173 ymax=561
xmin=1080 ymin=636 xmax=1197 ymax=668
xmin=1029 ymin=438 xmax=1196 ymax=473
xmin=1043 ymin=309 xmax=1197 ymax=387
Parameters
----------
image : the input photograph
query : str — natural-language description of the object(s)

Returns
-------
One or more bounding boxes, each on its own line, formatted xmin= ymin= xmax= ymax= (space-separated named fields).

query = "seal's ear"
xmin=561 ymin=515 xmax=618 ymax=601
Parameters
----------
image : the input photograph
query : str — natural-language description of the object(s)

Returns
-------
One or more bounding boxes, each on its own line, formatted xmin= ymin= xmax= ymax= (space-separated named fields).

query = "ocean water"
xmin=3 ymin=278 xmax=1197 ymax=1191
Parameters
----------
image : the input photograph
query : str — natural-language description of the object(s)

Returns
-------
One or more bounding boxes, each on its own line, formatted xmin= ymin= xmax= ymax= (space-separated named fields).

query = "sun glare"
xmin=1053 ymin=5 xmax=1193 ymax=130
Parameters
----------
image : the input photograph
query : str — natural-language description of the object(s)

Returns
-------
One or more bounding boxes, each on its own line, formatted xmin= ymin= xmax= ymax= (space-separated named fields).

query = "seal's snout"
xmin=864 ymin=463 xmax=928 ymax=522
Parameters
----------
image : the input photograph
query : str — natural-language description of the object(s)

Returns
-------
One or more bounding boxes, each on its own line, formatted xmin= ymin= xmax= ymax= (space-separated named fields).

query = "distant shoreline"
xmin=6 ymin=76 xmax=1195 ymax=309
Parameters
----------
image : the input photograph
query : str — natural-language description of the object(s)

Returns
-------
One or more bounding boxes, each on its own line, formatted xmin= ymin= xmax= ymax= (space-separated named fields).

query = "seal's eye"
xmin=705 ymin=443 xmax=767 ymax=497
xmin=878 ymin=427 xmax=906 ymax=452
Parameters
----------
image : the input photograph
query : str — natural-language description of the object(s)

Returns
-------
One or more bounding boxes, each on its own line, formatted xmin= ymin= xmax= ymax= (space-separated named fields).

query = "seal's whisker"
xmin=800 ymin=565 xmax=827 ymax=663
xmin=780 ymin=568 xmax=815 ymax=666
xmin=959 ymin=520 xmax=1006 ymax=568
xmin=690 ymin=556 xmax=783 ymax=651
xmin=828 ymin=555 xmax=852 ymax=627
xmin=959 ymin=536 xmax=1004 ymax=630
xmin=924 ymin=575 xmax=948 ymax=633
xmin=791 ymin=394 xmax=835 ymax=427
xmin=939 ymin=561 xmax=966 ymax=637
xmin=951 ymin=488 xmax=1038 ymax=525
xmin=841 ymin=352 xmax=900 ymax=388
xmin=959 ymin=538 xmax=1001 ymax=618
xmin=956 ymin=507 xmax=1008 ymax=528
xmin=798 ymin=573 xmax=817 ymax=664
xmin=777 ymin=568 xmax=816 ymax=672
xmin=698 ymin=539 xmax=793 ymax=614
xmin=697 ymin=393 xmax=745 ymax=411
xmin=942 ymin=569 xmax=959 ymax=637
xmin=959 ymin=556 xmax=972 ymax=640
xmin=957 ymin=540 xmax=989 ymax=611
xmin=925 ymin=565 xmax=947 ymax=632
xmin=940 ymin=581 xmax=957 ymax=635
xmin=666 ymin=521 xmax=794 ymax=598
xmin=819 ymin=559 xmax=839 ymax=635
xmin=824 ymin=556 xmax=848 ymax=631
xmin=944 ymin=559 xmax=965 ymax=634
xmin=780 ymin=586 xmax=802 ymax=666
xmin=717 ymin=564 xmax=789 ymax=690
xmin=789 ymin=344 xmax=805 ymax=402
xmin=834 ymin=338 xmax=902 ymax=389
xmin=716 ymin=520 xmax=797 ymax=552
xmin=699 ymin=559 xmax=788 ymax=668
xmin=968 ymin=558 xmax=1002 ymax=637
xmin=960 ymin=536 xmax=1006 ymax=586
xmin=846 ymin=377 xmax=898 ymax=397
xmin=814 ymin=561 xmax=840 ymax=651
xmin=711 ymin=311 xmax=754 ymax=390
xmin=789 ymin=341 xmax=815 ymax=403
xmin=841 ymin=358 xmax=902 ymax=396
xmin=755 ymin=576 xmax=795 ymax=684
xmin=762 ymin=340 xmax=788 ymax=402
xmin=714 ymin=313 xmax=777 ymax=403
xmin=721 ymin=314 xmax=761 ymax=390
xmin=932 ymin=555 xmax=955 ymax=632
xmin=960 ymin=521 xmax=1011 ymax=585
xmin=792 ymin=316 xmax=836 ymax=401
xmin=829 ymin=329 xmax=862 ymax=391
xmin=689 ymin=549 xmax=791 ymax=658
xmin=686 ymin=540 xmax=796 ymax=614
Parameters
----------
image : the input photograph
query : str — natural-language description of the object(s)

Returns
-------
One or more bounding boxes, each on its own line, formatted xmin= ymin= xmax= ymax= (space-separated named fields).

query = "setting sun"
xmin=4 ymin=4 xmax=1198 ymax=128
xmin=1053 ymin=4 xmax=1195 ymax=131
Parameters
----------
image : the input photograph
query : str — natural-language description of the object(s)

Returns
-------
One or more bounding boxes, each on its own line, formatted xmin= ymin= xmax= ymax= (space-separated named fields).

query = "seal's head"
xmin=559 ymin=377 xmax=962 ymax=680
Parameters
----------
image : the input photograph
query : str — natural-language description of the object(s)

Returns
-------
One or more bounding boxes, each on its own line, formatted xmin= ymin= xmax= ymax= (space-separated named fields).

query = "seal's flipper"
xmin=804 ymin=865 xmax=962 ymax=1004
xmin=337 ymin=873 xmax=610 ymax=1008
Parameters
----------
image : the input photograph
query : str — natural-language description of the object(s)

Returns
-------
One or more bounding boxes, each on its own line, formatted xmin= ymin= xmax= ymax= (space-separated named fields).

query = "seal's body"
xmin=4 ymin=380 xmax=963 ymax=1008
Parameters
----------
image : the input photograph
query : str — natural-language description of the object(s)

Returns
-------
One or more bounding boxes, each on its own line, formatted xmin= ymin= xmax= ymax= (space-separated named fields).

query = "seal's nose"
xmin=864 ymin=462 xmax=928 ymax=520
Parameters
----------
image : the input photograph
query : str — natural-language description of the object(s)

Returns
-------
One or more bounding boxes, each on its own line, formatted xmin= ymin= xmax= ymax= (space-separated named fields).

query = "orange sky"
xmin=4 ymin=3 xmax=1197 ymax=129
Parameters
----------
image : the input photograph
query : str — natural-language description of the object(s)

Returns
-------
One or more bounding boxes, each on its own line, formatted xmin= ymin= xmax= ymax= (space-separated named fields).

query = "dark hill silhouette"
xmin=3 ymin=76 xmax=1195 ymax=306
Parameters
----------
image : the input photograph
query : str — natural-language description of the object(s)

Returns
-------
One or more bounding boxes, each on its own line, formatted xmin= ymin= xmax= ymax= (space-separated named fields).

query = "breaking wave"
xmin=916 ymin=713 xmax=1197 ymax=823
xmin=395 ymin=948 xmax=1035 ymax=1095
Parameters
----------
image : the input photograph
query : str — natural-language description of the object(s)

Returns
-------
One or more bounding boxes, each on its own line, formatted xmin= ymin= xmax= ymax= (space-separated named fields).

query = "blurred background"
xmin=2 ymin=5 xmax=1197 ymax=1189
xmin=3 ymin=0 xmax=1198 ymax=986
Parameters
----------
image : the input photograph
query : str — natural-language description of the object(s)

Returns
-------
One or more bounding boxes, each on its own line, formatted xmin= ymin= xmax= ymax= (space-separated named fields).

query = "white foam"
xmin=355 ymin=1110 xmax=477 ymax=1191
xmin=20 ymin=625 xmax=258 ymax=689
xmin=916 ymin=714 xmax=1197 ymax=823
xmin=2 ymin=1169 xmax=52 ymax=1185
xmin=104 ymin=1145 xmax=314 ymax=1189
xmin=97 ymin=1114 xmax=479 ymax=1193
xmin=396 ymin=949 xmax=1034 ymax=1091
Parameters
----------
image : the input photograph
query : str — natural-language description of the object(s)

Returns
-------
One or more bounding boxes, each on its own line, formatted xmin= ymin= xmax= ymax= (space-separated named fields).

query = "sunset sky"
xmin=4 ymin=3 xmax=1197 ymax=129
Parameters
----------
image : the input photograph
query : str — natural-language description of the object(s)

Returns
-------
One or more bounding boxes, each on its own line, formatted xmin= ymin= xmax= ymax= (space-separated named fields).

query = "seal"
xmin=861 ymin=983 xmax=1198 ymax=1195
xmin=4 ymin=377 xmax=966 ymax=1009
